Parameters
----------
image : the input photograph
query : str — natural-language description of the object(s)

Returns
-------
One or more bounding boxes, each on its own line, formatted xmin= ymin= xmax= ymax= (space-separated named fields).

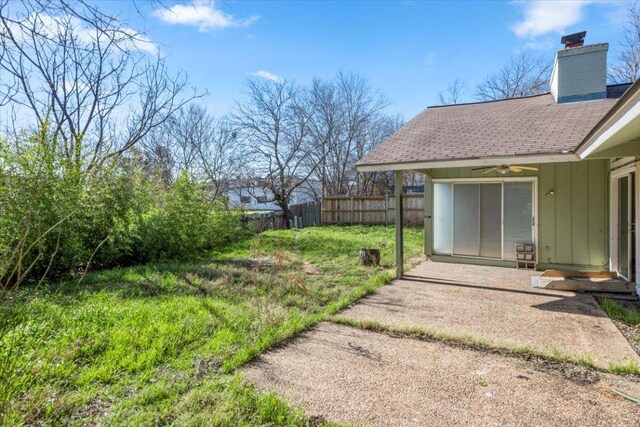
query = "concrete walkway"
xmin=243 ymin=322 xmax=640 ymax=426
xmin=338 ymin=261 xmax=639 ymax=368
xmin=242 ymin=261 xmax=640 ymax=425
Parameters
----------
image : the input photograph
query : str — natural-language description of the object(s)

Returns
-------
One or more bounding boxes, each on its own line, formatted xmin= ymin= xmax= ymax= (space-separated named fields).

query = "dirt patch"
xmin=301 ymin=261 xmax=320 ymax=275
xmin=193 ymin=355 xmax=222 ymax=377
xmin=227 ymin=257 xmax=276 ymax=270
xmin=68 ymin=396 xmax=112 ymax=426
xmin=527 ymin=357 xmax=601 ymax=385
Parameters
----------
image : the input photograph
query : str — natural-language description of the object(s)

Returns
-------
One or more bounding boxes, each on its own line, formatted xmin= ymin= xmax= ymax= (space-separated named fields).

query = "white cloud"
xmin=511 ymin=0 xmax=591 ymax=38
xmin=119 ymin=28 xmax=159 ymax=55
xmin=7 ymin=13 xmax=158 ymax=54
xmin=153 ymin=0 xmax=259 ymax=32
xmin=250 ymin=70 xmax=283 ymax=83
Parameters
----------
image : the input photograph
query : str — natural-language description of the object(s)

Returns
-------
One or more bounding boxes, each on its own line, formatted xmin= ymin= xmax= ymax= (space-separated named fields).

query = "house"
xmin=356 ymin=32 xmax=640 ymax=295
xmin=227 ymin=182 xmax=319 ymax=211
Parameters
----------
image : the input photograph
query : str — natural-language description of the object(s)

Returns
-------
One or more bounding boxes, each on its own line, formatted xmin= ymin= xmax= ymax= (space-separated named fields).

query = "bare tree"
xmin=355 ymin=114 xmax=404 ymax=196
xmin=610 ymin=1 xmax=640 ymax=84
xmin=437 ymin=79 xmax=467 ymax=105
xmin=139 ymin=125 xmax=176 ymax=186
xmin=475 ymin=51 xmax=551 ymax=101
xmin=0 ymin=0 xmax=200 ymax=171
xmin=234 ymin=79 xmax=319 ymax=225
xmin=171 ymin=105 xmax=241 ymax=198
xmin=307 ymin=72 xmax=390 ymax=197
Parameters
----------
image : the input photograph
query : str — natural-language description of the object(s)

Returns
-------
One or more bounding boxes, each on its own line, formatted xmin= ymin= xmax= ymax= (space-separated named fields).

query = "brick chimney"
xmin=550 ymin=31 xmax=608 ymax=104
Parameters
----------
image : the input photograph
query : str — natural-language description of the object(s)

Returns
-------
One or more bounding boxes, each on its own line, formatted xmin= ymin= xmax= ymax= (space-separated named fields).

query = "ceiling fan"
xmin=472 ymin=165 xmax=539 ymax=175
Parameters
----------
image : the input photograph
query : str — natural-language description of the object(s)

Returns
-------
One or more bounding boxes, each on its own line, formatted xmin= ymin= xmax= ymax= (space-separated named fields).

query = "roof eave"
xmin=576 ymin=79 xmax=640 ymax=158
xmin=355 ymin=153 xmax=580 ymax=173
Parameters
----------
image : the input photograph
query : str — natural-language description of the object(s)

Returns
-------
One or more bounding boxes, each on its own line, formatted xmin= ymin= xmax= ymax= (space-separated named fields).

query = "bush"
xmin=0 ymin=124 xmax=86 ymax=280
xmin=0 ymin=128 xmax=251 ymax=284
xmin=138 ymin=171 xmax=247 ymax=261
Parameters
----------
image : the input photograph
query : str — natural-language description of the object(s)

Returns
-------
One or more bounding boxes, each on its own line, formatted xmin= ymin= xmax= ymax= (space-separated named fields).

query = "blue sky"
xmin=112 ymin=0 xmax=631 ymax=119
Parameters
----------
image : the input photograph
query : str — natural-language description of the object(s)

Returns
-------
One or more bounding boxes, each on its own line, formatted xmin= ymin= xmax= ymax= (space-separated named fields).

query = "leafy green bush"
xmin=0 ymin=127 xmax=251 ymax=283
xmin=0 ymin=124 xmax=85 ymax=280
xmin=139 ymin=171 xmax=247 ymax=261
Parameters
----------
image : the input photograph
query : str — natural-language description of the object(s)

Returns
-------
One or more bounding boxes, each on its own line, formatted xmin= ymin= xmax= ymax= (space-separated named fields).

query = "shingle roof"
xmin=357 ymin=84 xmax=631 ymax=168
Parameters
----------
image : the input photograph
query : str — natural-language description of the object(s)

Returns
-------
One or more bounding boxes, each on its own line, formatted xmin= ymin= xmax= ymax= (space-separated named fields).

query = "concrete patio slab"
xmin=243 ymin=322 xmax=640 ymax=426
xmin=337 ymin=261 xmax=639 ymax=368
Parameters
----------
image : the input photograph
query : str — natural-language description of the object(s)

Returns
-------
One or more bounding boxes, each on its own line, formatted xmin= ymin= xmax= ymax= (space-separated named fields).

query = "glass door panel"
xmin=453 ymin=184 xmax=479 ymax=256
xmin=479 ymin=184 xmax=502 ymax=258
xmin=503 ymin=182 xmax=533 ymax=260
xmin=618 ymin=175 xmax=630 ymax=279
xmin=433 ymin=183 xmax=453 ymax=254
xmin=433 ymin=180 xmax=535 ymax=260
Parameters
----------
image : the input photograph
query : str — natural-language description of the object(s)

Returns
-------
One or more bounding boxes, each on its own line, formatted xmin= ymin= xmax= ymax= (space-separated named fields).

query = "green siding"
xmin=429 ymin=159 xmax=609 ymax=269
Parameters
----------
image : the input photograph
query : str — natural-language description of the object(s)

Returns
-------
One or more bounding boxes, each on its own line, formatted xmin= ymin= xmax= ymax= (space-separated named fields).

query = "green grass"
xmin=609 ymin=360 xmax=640 ymax=375
xmin=600 ymin=298 xmax=640 ymax=325
xmin=1 ymin=225 xmax=423 ymax=426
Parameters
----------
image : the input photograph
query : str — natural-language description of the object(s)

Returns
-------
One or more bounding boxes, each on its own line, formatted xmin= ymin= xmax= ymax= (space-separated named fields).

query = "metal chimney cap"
xmin=561 ymin=31 xmax=587 ymax=48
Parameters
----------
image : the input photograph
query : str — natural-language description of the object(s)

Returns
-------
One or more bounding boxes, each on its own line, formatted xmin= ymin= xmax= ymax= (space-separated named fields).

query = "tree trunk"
xmin=359 ymin=248 xmax=380 ymax=266
xmin=281 ymin=203 xmax=293 ymax=229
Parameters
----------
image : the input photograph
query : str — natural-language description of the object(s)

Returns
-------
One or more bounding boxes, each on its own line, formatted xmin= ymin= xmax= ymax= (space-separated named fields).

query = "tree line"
xmin=0 ymin=0 xmax=408 ymax=293
xmin=142 ymin=74 xmax=404 ymax=221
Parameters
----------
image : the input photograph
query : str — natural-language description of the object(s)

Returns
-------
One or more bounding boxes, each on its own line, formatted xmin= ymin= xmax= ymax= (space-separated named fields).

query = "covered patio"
xmin=338 ymin=260 xmax=639 ymax=369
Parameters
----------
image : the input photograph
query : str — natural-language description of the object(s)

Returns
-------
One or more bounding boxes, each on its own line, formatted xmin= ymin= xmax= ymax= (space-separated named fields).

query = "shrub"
xmin=0 ymin=128 xmax=250 ymax=283
xmin=0 ymin=124 xmax=85 ymax=280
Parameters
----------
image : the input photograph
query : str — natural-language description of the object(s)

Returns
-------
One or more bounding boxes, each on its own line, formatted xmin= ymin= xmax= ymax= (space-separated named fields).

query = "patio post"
xmin=395 ymin=170 xmax=403 ymax=278
xmin=424 ymin=174 xmax=434 ymax=257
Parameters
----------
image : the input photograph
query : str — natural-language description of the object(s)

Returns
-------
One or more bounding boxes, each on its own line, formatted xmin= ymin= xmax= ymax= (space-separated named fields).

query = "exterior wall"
xmin=428 ymin=159 xmax=610 ymax=270
xmin=227 ymin=186 xmax=318 ymax=211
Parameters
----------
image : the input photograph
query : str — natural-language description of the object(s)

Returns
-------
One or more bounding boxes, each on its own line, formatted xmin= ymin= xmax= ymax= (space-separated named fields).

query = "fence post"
xmin=350 ymin=197 xmax=354 ymax=225
xmin=384 ymin=195 xmax=389 ymax=225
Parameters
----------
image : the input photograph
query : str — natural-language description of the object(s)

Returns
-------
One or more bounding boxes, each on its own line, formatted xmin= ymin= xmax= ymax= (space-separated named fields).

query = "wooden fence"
xmin=290 ymin=201 xmax=321 ymax=228
xmin=245 ymin=211 xmax=287 ymax=232
xmin=321 ymin=194 xmax=424 ymax=226
xmin=244 ymin=201 xmax=321 ymax=231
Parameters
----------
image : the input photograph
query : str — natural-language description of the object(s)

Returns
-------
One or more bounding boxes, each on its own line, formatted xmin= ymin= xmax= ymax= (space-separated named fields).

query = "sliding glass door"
xmin=434 ymin=180 xmax=534 ymax=260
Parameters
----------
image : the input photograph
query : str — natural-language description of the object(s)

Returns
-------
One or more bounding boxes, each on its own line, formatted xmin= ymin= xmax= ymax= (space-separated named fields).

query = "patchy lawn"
xmin=600 ymin=298 xmax=640 ymax=364
xmin=2 ymin=226 xmax=423 ymax=426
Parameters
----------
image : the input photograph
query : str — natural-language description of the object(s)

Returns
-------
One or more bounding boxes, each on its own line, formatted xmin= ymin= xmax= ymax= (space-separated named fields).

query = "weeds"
xmin=2 ymin=225 xmax=424 ymax=425
xmin=600 ymin=298 xmax=640 ymax=325
xmin=609 ymin=360 xmax=640 ymax=375
xmin=328 ymin=317 xmax=610 ymax=373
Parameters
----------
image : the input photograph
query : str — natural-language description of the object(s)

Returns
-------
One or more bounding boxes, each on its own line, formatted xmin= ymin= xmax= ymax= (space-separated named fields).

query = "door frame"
xmin=432 ymin=177 xmax=538 ymax=262
xmin=610 ymin=165 xmax=639 ymax=282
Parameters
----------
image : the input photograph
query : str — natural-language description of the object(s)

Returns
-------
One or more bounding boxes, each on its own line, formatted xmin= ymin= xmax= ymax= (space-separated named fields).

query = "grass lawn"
xmin=600 ymin=298 xmax=640 ymax=325
xmin=2 ymin=225 xmax=423 ymax=426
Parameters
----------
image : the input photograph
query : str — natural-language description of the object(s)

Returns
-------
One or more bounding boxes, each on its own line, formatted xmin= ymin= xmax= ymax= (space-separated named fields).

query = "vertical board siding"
xmin=537 ymin=163 xmax=556 ymax=264
xmin=571 ymin=161 xmax=589 ymax=264
xmin=430 ymin=159 xmax=609 ymax=269
xmin=553 ymin=163 xmax=573 ymax=264
xmin=587 ymin=160 xmax=608 ymax=266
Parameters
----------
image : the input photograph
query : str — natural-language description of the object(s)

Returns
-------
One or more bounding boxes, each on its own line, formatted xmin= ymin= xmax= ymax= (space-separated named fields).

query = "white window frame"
xmin=610 ymin=164 xmax=640 ymax=281
xmin=432 ymin=177 xmax=538 ymax=262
